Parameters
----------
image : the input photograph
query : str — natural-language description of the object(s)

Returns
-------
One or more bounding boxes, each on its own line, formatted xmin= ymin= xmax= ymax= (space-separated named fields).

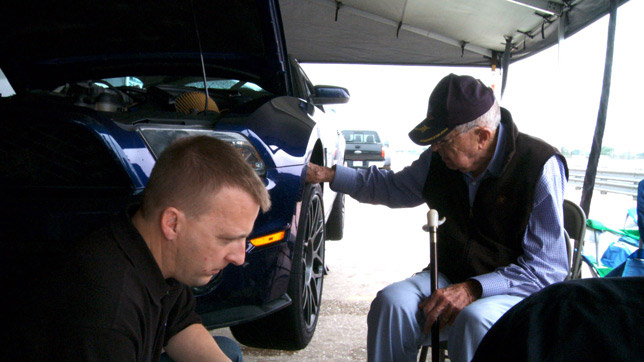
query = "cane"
xmin=419 ymin=209 xmax=445 ymax=362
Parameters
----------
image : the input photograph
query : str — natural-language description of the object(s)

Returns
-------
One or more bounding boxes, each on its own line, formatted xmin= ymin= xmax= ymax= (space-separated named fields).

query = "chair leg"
xmin=440 ymin=348 xmax=447 ymax=361
xmin=418 ymin=346 xmax=428 ymax=362
xmin=419 ymin=345 xmax=449 ymax=362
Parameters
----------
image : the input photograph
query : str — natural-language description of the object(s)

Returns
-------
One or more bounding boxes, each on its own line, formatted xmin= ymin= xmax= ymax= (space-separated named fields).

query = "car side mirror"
xmin=311 ymin=85 xmax=350 ymax=105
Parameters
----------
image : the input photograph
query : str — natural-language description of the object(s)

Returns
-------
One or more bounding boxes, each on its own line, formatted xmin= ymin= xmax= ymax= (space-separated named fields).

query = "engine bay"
xmin=24 ymin=76 xmax=274 ymax=122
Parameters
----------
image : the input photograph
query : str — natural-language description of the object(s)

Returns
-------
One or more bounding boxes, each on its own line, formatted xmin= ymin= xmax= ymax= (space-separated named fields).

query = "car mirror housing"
xmin=311 ymin=85 xmax=350 ymax=105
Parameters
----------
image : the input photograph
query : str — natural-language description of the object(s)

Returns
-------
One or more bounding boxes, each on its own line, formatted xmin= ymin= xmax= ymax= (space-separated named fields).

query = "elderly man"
xmin=12 ymin=136 xmax=270 ymax=361
xmin=307 ymin=74 xmax=568 ymax=362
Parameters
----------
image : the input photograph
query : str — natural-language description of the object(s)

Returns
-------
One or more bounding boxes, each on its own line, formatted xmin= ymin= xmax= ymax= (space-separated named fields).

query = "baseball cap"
xmin=408 ymin=74 xmax=495 ymax=146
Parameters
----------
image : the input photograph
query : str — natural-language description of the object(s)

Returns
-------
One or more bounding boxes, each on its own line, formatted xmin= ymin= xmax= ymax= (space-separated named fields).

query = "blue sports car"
xmin=0 ymin=0 xmax=347 ymax=350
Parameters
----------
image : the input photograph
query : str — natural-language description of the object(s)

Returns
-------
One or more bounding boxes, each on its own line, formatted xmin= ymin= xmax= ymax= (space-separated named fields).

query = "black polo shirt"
xmin=13 ymin=209 xmax=202 ymax=361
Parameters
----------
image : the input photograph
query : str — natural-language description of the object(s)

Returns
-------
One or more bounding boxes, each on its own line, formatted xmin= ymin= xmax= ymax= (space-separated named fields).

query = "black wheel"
xmin=231 ymin=184 xmax=326 ymax=350
xmin=326 ymin=193 xmax=344 ymax=240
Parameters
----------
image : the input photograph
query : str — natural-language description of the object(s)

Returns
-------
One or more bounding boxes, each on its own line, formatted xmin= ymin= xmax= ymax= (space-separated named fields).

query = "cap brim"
xmin=408 ymin=117 xmax=452 ymax=146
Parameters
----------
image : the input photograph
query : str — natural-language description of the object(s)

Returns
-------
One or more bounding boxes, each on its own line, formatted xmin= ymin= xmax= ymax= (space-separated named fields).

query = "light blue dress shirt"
xmin=330 ymin=123 xmax=569 ymax=298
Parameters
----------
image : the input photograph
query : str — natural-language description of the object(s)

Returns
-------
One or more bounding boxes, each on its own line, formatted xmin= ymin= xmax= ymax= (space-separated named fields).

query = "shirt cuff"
xmin=471 ymin=273 xmax=508 ymax=298
xmin=330 ymin=164 xmax=358 ymax=194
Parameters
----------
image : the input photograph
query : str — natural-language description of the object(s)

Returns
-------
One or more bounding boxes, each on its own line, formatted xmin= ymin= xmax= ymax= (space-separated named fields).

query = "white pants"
xmin=367 ymin=270 xmax=523 ymax=362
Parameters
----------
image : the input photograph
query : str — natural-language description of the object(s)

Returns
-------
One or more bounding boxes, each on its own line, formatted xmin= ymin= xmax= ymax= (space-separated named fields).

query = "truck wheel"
xmin=231 ymin=184 xmax=325 ymax=350
xmin=326 ymin=193 xmax=344 ymax=240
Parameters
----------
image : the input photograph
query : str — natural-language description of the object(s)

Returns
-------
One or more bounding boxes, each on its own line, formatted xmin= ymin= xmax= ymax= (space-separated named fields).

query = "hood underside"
xmin=0 ymin=0 xmax=287 ymax=94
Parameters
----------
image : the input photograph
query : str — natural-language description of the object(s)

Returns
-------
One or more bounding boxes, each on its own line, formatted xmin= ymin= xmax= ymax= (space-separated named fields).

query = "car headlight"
xmin=138 ymin=127 xmax=266 ymax=177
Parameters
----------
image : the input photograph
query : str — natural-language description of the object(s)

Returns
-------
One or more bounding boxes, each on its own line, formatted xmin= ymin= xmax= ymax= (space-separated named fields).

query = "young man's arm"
xmin=164 ymin=324 xmax=231 ymax=362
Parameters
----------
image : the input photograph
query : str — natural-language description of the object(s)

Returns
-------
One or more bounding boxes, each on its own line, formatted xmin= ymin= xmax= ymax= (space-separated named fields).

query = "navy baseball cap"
xmin=408 ymin=74 xmax=495 ymax=146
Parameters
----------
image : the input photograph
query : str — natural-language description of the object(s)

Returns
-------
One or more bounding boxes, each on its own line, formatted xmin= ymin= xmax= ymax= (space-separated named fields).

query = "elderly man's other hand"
xmin=306 ymin=163 xmax=335 ymax=184
xmin=418 ymin=280 xmax=482 ymax=333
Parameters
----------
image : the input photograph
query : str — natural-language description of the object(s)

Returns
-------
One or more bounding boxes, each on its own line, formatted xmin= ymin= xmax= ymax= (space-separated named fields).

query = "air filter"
xmin=174 ymin=92 xmax=219 ymax=114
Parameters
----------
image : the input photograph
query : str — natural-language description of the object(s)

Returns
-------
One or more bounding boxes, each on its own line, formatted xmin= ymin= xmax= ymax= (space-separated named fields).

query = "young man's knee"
xmin=214 ymin=336 xmax=243 ymax=362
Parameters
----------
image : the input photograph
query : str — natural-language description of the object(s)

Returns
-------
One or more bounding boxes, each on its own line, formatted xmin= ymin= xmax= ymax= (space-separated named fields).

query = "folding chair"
xmin=563 ymin=199 xmax=587 ymax=280
xmin=581 ymin=219 xmax=639 ymax=277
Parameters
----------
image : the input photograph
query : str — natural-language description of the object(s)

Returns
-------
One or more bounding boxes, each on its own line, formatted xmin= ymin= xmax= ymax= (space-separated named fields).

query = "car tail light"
xmin=138 ymin=127 xmax=266 ymax=177
xmin=381 ymin=147 xmax=385 ymax=158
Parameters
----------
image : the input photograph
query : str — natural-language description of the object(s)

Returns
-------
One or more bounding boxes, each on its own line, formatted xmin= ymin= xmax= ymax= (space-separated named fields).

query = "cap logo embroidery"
xmin=419 ymin=127 xmax=448 ymax=143
xmin=414 ymin=124 xmax=430 ymax=133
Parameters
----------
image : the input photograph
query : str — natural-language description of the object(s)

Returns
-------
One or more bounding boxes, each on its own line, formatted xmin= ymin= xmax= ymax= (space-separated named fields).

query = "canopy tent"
xmin=279 ymin=0 xmax=629 ymax=216
xmin=279 ymin=0 xmax=626 ymax=67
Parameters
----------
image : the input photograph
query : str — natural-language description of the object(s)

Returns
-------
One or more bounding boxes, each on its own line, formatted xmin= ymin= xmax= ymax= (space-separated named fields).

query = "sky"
xmin=302 ymin=0 xmax=644 ymax=156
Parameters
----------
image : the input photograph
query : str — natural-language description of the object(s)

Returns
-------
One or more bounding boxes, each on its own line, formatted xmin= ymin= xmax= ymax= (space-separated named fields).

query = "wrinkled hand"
xmin=306 ymin=162 xmax=335 ymax=184
xmin=418 ymin=280 xmax=482 ymax=333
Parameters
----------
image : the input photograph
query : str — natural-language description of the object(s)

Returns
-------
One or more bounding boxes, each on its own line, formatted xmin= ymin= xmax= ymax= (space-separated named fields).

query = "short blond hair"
xmin=140 ymin=135 xmax=270 ymax=218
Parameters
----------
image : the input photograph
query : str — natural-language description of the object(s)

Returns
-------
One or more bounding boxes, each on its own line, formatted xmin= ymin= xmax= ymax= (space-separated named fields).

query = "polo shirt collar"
xmin=110 ymin=207 xmax=181 ymax=301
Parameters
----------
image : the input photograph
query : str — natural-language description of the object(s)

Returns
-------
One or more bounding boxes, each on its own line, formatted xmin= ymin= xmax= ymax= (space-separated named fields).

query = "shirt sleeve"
xmin=330 ymin=148 xmax=432 ymax=208
xmin=472 ymin=155 xmax=569 ymax=298
xmin=164 ymin=285 xmax=203 ymax=345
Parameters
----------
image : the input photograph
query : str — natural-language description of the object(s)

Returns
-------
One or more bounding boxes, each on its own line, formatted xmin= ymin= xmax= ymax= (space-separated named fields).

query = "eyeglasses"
xmin=430 ymin=130 xmax=464 ymax=150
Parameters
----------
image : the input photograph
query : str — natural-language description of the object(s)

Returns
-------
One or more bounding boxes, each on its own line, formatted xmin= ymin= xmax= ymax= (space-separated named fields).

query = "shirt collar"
xmin=463 ymin=122 xmax=505 ymax=181
xmin=486 ymin=122 xmax=506 ymax=177
xmin=110 ymin=207 xmax=181 ymax=301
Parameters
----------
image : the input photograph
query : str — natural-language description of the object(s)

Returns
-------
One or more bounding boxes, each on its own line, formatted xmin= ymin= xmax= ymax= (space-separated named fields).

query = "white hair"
xmin=453 ymin=100 xmax=501 ymax=134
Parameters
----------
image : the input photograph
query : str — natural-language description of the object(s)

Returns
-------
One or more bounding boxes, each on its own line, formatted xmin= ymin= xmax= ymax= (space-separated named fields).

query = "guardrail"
xmin=568 ymin=168 xmax=644 ymax=198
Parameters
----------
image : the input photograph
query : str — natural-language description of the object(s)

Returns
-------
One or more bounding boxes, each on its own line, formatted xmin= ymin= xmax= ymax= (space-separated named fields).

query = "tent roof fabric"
xmin=279 ymin=0 xmax=628 ymax=67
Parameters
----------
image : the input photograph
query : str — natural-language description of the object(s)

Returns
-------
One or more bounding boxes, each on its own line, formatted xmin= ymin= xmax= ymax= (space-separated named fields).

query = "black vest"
xmin=422 ymin=108 xmax=568 ymax=283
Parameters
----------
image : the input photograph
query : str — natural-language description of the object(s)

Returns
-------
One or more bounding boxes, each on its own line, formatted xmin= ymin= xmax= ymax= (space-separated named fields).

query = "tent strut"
xmin=460 ymin=41 xmax=467 ymax=57
xmin=397 ymin=0 xmax=409 ymax=38
xmin=334 ymin=0 xmax=342 ymax=21
xmin=580 ymin=0 xmax=618 ymax=216
xmin=501 ymin=36 xmax=513 ymax=99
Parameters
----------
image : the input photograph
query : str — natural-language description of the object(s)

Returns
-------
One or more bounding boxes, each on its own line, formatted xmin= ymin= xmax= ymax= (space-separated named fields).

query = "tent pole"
xmin=580 ymin=0 xmax=618 ymax=216
xmin=500 ymin=37 xmax=512 ymax=99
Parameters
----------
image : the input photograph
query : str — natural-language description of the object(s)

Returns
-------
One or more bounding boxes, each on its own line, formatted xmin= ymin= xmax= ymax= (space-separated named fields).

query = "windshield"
xmin=342 ymin=130 xmax=381 ymax=144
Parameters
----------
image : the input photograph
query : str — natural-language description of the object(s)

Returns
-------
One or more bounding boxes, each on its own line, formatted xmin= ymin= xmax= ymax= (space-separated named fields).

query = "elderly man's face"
xmin=431 ymin=128 xmax=484 ymax=174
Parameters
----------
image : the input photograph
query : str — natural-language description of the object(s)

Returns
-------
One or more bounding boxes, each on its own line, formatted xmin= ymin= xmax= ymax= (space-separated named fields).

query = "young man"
xmin=307 ymin=74 xmax=569 ymax=362
xmin=12 ymin=136 xmax=270 ymax=361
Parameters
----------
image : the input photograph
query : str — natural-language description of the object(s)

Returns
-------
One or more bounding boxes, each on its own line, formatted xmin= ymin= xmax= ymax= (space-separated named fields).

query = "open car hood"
xmin=0 ymin=0 xmax=288 ymax=95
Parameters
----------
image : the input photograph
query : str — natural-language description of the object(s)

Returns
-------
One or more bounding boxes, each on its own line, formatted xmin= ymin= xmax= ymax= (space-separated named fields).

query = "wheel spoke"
xmin=311 ymin=263 xmax=324 ymax=279
xmin=302 ymin=281 xmax=309 ymax=303
xmin=311 ymin=280 xmax=320 ymax=306
xmin=305 ymin=284 xmax=313 ymax=323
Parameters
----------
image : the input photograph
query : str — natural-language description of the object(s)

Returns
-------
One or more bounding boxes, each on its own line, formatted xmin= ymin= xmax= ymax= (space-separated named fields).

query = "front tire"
xmin=231 ymin=184 xmax=325 ymax=350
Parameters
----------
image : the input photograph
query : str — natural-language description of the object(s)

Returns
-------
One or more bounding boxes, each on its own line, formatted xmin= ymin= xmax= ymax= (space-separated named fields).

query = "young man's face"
xmin=173 ymin=186 xmax=259 ymax=287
